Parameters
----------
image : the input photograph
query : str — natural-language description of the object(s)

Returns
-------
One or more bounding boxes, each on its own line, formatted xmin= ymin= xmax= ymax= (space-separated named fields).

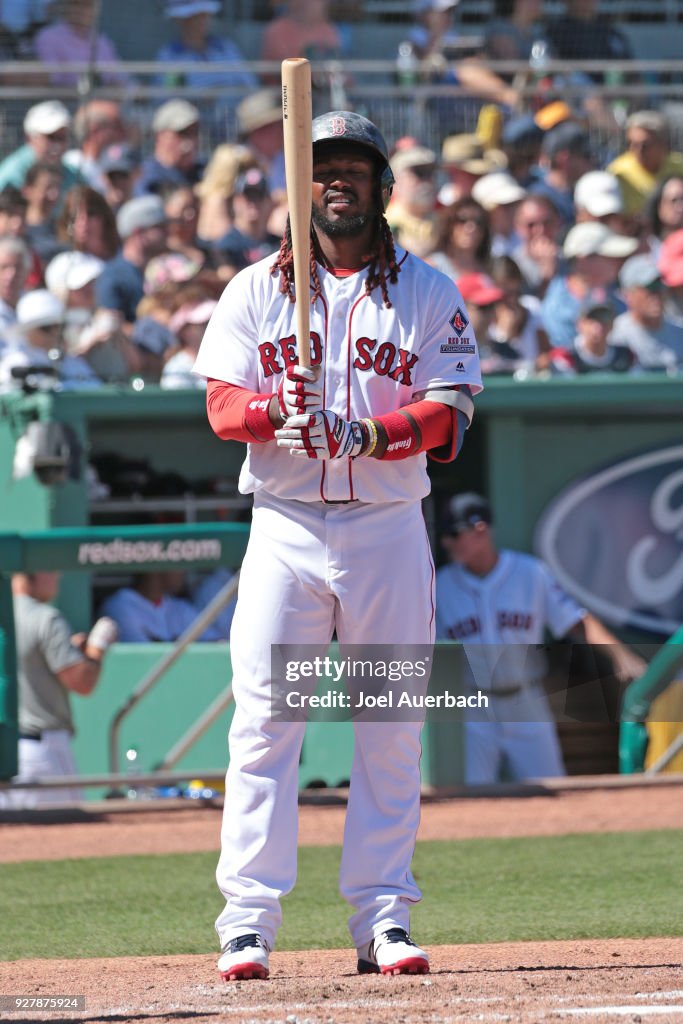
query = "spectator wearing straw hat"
xmin=385 ymin=144 xmax=440 ymax=259
xmin=235 ymin=90 xmax=287 ymax=199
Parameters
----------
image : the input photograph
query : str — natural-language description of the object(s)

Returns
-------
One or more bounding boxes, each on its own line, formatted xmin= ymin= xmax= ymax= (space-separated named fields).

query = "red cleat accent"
xmin=381 ymin=956 xmax=429 ymax=976
xmin=220 ymin=962 xmax=269 ymax=982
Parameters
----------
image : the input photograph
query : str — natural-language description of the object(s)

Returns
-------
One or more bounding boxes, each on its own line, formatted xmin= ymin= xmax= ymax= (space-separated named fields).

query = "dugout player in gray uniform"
xmin=6 ymin=571 xmax=117 ymax=807
xmin=435 ymin=494 xmax=646 ymax=784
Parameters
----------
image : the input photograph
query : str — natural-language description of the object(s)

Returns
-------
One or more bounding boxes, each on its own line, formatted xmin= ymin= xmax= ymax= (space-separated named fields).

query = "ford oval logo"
xmin=535 ymin=445 xmax=683 ymax=635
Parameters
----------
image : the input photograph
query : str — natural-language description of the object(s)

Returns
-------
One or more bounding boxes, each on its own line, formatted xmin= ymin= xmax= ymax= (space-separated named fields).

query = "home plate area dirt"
xmin=3 ymin=940 xmax=683 ymax=1024
xmin=3 ymin=783 xmax=683 ymax=1023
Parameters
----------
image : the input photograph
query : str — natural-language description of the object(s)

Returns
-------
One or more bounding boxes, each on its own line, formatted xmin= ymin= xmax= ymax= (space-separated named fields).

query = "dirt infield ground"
xmin=2 ymin=782 xmax=683 ymax=1024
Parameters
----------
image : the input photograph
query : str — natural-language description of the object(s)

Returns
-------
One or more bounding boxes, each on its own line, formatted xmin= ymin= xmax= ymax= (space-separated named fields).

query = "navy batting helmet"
xmin=312 ymin=110 xmax=394 ymax=210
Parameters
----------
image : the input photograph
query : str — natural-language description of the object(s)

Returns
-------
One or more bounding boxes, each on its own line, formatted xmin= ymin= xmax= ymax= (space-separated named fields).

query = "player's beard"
xmin=312 ymin=204 xmax=374 ymax=238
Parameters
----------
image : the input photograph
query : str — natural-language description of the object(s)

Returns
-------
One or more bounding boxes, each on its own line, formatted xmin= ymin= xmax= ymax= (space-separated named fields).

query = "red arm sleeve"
xmin=371 ymin=400 xmax=462 ymax=462
xmin=206 ymin=379 xmax=277 ymax=444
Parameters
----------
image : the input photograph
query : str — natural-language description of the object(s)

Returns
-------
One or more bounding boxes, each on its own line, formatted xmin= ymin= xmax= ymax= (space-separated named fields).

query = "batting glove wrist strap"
xmin=275 ymin=411 xmax=364 ymax=459
xmin=277 ymin=364 xmax=323 ymax=419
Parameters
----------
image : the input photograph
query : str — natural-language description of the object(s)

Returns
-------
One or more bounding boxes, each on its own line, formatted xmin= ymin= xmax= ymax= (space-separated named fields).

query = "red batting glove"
xmin=277 ymin=364 xmax=323 ymax=420
xmin=275 ymin=411 xmax=364 ymax=459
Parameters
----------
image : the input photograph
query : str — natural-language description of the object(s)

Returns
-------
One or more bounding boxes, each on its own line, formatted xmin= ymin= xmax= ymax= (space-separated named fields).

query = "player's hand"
xmin=277 ymin=364 xmax=323 ymax=420
xmin=275 ymin=411 xmax=364 ymax=459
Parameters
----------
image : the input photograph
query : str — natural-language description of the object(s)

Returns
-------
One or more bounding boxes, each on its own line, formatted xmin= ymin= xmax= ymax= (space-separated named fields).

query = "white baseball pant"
xmin=215 ymin=491 xmax=435 ymax=952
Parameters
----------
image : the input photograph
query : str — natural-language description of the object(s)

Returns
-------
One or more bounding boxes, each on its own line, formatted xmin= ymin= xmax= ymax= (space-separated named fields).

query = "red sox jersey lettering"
xmin=259 ymin=333 xmax=324 ymax=376
xmin=193 ymin=248 xmax=482 ymax=503
xmin=353 ymin=338 xmax=419 ymax=385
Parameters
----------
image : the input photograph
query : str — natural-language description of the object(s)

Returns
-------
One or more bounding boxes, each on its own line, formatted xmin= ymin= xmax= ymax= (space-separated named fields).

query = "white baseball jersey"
xmin=193 ymin=247 xmax=482 ymax=503
xmin=435 ymin=550 xmax=586 ymax=692
xmin=436 ymin=550 xmax=585 ymax=783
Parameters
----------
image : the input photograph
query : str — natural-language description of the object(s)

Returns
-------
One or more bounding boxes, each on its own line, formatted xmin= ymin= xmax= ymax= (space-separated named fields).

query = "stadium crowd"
xmin=0 ymin=0 xmax=682 ymax=393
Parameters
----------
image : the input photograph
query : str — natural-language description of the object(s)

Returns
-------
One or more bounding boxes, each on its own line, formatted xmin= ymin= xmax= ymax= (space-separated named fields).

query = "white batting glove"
xmin=276 ymin=411 xmax=364 ymax=459
xmin=277 ymin=364 xmax=323 ymax=420
xmin=87 ymin=616 xmax=119 ymax=653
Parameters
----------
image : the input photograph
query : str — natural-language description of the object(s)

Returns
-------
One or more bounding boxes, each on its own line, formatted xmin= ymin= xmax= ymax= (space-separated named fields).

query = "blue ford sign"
xmin=535 ymin=445 xmax=683 ymax=635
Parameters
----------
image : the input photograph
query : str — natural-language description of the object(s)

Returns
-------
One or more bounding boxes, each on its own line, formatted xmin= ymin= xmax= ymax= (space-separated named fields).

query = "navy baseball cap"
xmin=443 ymin=493 xmax=492 ymax=535
xmin=233 ymin=167 xmax=270 ymax=199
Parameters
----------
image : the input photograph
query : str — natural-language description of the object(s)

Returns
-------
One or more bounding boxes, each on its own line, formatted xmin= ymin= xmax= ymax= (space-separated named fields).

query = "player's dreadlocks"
xmin=271 ymin=210 xmax=401 ymax=310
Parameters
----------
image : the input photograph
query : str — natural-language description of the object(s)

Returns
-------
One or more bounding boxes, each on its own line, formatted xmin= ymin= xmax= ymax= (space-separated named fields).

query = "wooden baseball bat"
xmin=281 ymin=57 xmax=313 ymax=369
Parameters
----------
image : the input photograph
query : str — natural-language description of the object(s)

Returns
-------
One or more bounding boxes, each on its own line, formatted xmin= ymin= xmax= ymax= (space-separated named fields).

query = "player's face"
xmin=312 ymin=144 xmax=377 ymax=238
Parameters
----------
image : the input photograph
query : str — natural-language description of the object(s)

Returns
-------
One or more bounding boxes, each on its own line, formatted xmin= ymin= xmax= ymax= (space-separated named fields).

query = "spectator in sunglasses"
xmin=430 ymin=197 xmax=491 ymax=279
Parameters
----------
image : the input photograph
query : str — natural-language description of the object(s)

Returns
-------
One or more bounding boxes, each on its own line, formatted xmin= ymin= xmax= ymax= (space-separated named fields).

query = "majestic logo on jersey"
xmin=353 ymin=337 xmax=419 ymax=385
xmin=455 ymin=362 xmax=465 ymax=372
xmin=330 ymin=115 xmax=346 ymax=136
xmin=535 ymin=444 xmax=683 ymax=634
xmin=258 ymin=333 xmax=323 ymax=376
xmin=449 ymin=306 xmax=469 ymax=337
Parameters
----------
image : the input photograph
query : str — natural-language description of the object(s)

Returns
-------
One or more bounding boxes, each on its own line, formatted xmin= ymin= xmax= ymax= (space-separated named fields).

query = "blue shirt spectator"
xmin=134 ymin=100 xmax=206 ymax=198
xmin=541 ymin=222 xmax=636 ymax=350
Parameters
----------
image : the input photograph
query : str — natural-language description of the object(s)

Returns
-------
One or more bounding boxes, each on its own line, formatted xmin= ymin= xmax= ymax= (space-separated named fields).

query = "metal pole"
xmin=107 ymin=573 xmax=239 ymax=782
xmin=645 ymin=730 xmax=683 ymax=775
xmin=155 ymin=684 xmax=234 ymax=770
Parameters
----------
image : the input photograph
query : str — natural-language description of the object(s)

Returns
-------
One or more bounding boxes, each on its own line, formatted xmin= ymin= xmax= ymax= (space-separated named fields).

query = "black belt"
xmin=19 ymin=730 xmax=43 ymax=740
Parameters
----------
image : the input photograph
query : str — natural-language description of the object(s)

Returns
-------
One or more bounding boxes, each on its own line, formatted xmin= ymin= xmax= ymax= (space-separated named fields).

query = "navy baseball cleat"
xmin=218 ymin=933 xmax=270 ymax=981
xmin=357 ymin=927 xmax=429 ymax=975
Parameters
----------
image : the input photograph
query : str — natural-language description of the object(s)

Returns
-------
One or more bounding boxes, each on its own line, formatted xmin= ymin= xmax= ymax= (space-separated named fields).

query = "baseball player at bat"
xmin=193 ymin=110 xmax=482 ymax=981
xmin=436 ymin=493 xmax=647 ymax=784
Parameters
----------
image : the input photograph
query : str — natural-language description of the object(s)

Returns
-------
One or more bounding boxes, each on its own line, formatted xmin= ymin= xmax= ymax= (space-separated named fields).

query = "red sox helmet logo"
xmin=449 ymin=307 xmax=469 ymax=338
xmin=330 ymin=116 xmax=346 ymax=136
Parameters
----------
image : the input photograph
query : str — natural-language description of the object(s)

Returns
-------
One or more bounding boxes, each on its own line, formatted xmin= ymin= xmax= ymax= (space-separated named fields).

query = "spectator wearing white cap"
xmin=34 ymin=0 xmax=129 ymax=87
xmin=471 ymin=171 xmax=526 ymax=257
xmin=385 ymin=145 xmax=440 ymax=259
xmin=540 ymin=221 xmax=638 ymax=351
xmin=95 ymin=196 xmax=168 ymax=325
xmin=0 ymin=101 xmax=85 ymax=195
xmin=135 ymin=100 xmax=205 ymax=199
xmin=46 ymin=251 xmax=142 ymax=384
xmin=162 ymin=297 xmax=217 ymax=389
xmin=574 ymin=170 xmax=627 ymax=235
xmin=610 ymin=253 xmax=683 ymax=371
xmin=0 ymin=289 xmax=100 ymax=392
